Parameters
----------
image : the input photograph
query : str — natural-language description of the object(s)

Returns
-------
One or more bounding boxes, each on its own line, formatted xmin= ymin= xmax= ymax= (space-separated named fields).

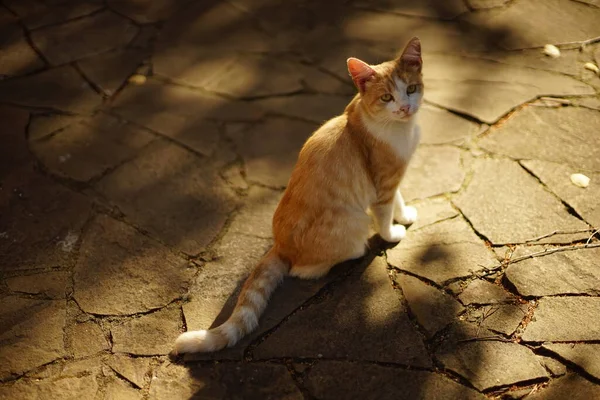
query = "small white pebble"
xmin=128 ymin=74 xmax=147 ymax=85
xmin=570 ymin=173 xmax=590 ymax=188
xmin=584 ymin=62 xmax=599 ymax=74
xmin=543 ymin=44 xmax=561 ymax=58
xmin=317 ymin=354 xmax=323 ymax=358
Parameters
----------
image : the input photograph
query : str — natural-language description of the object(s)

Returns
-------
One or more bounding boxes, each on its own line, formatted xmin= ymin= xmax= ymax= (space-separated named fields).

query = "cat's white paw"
xmin=396 ymin=205 xmax=418 ymax=225
xmin=380 ymin=224 xmax=406 ymax=242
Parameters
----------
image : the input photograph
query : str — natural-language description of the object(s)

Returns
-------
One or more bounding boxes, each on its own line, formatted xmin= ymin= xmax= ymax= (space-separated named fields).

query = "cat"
xmin=174 ymin=37 xmax=423 ymax=353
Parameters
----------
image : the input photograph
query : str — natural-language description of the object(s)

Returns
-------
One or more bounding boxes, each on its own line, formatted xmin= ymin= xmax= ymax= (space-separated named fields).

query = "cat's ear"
xmin=347 ymin=57 xmax=375 ymax=92
xmin=399 ymin=37 xmax=422 ymax=72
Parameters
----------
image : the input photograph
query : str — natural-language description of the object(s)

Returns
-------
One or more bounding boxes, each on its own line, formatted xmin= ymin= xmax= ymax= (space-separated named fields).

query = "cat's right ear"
xmin=347 ymin=57 xmax=375 ymax=93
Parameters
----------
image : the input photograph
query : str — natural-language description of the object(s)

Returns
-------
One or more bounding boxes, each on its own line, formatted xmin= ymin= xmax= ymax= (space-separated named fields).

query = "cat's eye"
xmin=380 ymin=93 xmax=393 ymax=102
xmin=406 ymin=85 xmax=417 ymax=95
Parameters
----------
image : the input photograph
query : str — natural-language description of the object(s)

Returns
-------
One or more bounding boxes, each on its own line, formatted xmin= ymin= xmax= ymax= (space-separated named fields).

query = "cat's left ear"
xmin=347 ymin=57 xmax=375 ymax=92
xmin=398 ymin=37 xmax=422 ymax=72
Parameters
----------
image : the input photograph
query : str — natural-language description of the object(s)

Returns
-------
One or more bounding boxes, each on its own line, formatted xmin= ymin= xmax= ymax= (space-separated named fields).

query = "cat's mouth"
xmin=395 ymin=113 xmax=414 ymax=121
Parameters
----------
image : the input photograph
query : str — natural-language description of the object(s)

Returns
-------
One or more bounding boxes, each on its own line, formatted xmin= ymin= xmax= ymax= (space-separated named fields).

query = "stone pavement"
xmin=1 ymin=0 xmax=600 ymax=398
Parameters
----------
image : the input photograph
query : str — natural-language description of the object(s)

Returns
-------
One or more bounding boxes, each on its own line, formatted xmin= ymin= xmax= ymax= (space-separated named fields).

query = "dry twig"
xmin=553 ymin=35 xmax=600 ymax=50
xmin=523 ymin=228 xmax=595 ymax=243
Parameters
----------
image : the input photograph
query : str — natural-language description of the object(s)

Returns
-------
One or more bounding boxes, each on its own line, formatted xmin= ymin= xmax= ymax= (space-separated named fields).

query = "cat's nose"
xmin=398 ymin=105 xmax=410 ymax=114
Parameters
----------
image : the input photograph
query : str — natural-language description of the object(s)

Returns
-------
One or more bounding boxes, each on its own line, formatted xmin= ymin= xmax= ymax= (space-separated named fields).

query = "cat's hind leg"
xmin=289 ymin=244 xmax=367 ymax=279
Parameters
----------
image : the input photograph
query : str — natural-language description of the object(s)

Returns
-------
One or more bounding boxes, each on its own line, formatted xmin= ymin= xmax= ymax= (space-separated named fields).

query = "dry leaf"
xmin=543 ymin=44 xmax=560 ymax=58
xmin=584 ymin=62 xmax=599 ymax=74
xmin=128 ymin=74 xmax=147 ymax=85
xmin=570 ymin=173 xmax=590 ymax=188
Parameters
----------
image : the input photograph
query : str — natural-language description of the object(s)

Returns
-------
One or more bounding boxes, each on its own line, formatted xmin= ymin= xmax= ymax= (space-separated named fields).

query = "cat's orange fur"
xmin=175 ymin=37 xmax=424 ymax=353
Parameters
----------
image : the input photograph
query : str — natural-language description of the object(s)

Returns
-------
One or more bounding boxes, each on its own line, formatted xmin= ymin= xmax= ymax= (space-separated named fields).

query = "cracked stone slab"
xmin=31 ymin=114 xmax=155 ymax=182
xmin=96 ymin=141 xmax=238 ymax=254
xmin=463 ymin=0 xmax=600 ymax=50
xmin=475 ymin=48 xmax=588 ymax=77
xmin=538 ymin=355 xmax=567 ymax=377
xmin=463 ymin=304 xmax=526 ymax=336
xmin=422 ymin=54 xmax=594 ymax=123
xmin=74 ymin=214 xmax=192 ymax=315
xmin=158 ymin=52 xmax=350 ymax=98
xmin=106 ymin=355 xmax=151 ymax=389
xmin=480 ymin=107 xmax=600 ymax=172
xmin=227 ymin=186 xmax=282 ymax=238
xmin=418 ymin=104 xmax=480 ymax=145
xmin=407 ymin=198 xmax=459 ymax=232
xmin=0 ymin=66 xmax=102 ymax=113
xmin=522 ymin=297 xmax=600 ymax=341
xmin=107 ymin=0 xmax=182 ymax=23
xmin=353 ymin=0 xmax=468 ymax=19
xmin=254 ymin=257 xmax=431 ymax=367
xmin=70 ymin=321 xmax=109 ymax=358
xmin=0 ymin=297 xmax=66 ymax=379
xmin=0 ymin=106 xmax=31 ymax=179
xmin=156 ymin=1 xmax=281 ymax=56
xmin=505 ymin=246 xmax=600 ymax=296
xmin=466 ymin=0 xmax=510 ymax=9
xmin=442 ymin=320 xmax=497 ymax=343
xmin=458 ymin=280 xmax=515 ymax=305
xmin=0 ymin=167 xmax=92 ymax=271
xmin=111 ymin=80 xmax=263 ymax=151
xmin=227 ymin=117 xmax=315 ymax=187
xmin=342 ymin=11 xmax=489 ymax=54
xmin=455 ymin=158 xmax=589 ymax=244
xmin=543 ymin=343 xmax=600 ymax=380
xmin=255 ymin=94 xmax=353 ymax=124
xmin=149 ymin=362 xmax=302 ymax=400
xmin=0 ymin=375 xmax=98 ymax=400
xmin=528 ymin=373 xmax=600 ymax=400
xmin=5 ymin=270 xmax=69 ymax=299
xmin=387 ymin=217 xmax=498 ymax=284
xmin=400 ymin=146 xmax=466 ymax=202
xmin=27 ymin=114 xmax=83 ymax=142
xmin=0 ymin=19 xmax=45 ymax=78
xmin=31 ymin=11 xmax=138 ymax=65
xmin=522 ymin=159 xmax=600 ymax=227
xmin=111 ymin=308 xmax=181 ymax=356
xmin=306 ymin=361 xmax=486 ymax=400
xmin=396 ymin=274 xmax=463 ymax=337
xmin=77 ymin=49 xmax=148 ymax=96
xmin=104 ymin=377 xmax=142 ymax=400
xmin=19 ymin=0 xmax=103 ymax=30
xmin=436 ymin=341 xmax=548 ymax=391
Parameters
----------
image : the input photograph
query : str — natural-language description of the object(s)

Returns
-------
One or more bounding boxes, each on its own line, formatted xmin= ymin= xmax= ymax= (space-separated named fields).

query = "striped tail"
xmin=174 ymin=249 xmax=289 ymax=353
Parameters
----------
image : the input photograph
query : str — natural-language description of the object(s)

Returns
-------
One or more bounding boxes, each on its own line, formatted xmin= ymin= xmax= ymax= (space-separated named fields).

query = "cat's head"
xmin=347 ymin=37 xmax=423 ymax=122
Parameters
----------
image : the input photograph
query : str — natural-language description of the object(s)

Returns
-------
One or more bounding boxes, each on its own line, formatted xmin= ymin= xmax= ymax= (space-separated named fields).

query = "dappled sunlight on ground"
xmin=1 ymin=0 xmax=600 ymax=398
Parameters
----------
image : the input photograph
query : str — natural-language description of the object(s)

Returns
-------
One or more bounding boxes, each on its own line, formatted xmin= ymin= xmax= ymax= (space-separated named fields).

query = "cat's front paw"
xmin=380 ymin=224 xmax=406 ymax=242
xmin=396 ymin=205 xmax=418 ymax=225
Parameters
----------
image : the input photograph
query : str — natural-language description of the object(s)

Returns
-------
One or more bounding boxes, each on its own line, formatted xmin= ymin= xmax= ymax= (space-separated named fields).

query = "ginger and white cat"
xmin=175 ymin=37 xmax=424 ymax=353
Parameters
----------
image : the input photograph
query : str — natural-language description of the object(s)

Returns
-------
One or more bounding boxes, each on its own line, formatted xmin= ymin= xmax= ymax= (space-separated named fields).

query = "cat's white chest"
xmin=385 ymin=124 xmax=420 ymax=161
xmin=365 ymin=118 xmax=421 ymax=162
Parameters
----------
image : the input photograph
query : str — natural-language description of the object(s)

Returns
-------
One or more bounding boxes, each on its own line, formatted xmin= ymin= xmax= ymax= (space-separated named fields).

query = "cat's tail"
xmin=174 ymin=248 xmax=289 ymax=353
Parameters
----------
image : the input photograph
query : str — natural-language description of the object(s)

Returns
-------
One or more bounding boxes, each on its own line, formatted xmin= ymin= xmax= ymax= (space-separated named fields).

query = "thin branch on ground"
xmin=508 ymin=243 xmax=600 ymax=265
xmin=585 ymin=228 xmax=600 ymax=246
xmin=475 ymin=306 xmax=499 ymax=336
xmin=553 ymin=35 xmax=600 ymax=49
xmin=523 ymin=228 xmax=595 ymax=243
xmin=457 ymin=336 xmax=513 ymax=343
xmin=476 ymin=242 xmax=600 ymax=278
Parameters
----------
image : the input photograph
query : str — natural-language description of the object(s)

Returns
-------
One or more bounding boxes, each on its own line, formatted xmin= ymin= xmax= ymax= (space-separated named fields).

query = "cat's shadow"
xmin=168 ymin=234 xmax=397 ymax=364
